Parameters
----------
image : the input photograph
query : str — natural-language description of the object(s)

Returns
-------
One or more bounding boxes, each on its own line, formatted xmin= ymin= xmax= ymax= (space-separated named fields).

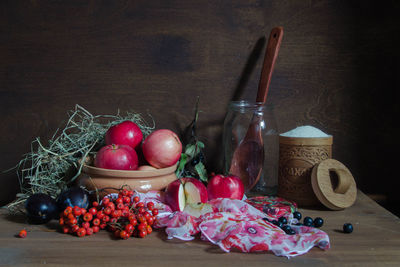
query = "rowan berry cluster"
xmin=59 ymin=189 xmax=158 ymax=239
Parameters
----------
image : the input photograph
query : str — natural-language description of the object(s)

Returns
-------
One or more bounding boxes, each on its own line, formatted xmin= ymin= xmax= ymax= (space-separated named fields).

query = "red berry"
xmin=86 ymin=227 xmax=94 ymax=236
xmin=115 ymin=198 xmax=124 ymax=205
xmin=89 ymin=207 xmax=97 ymax=215
xmin=137 ymin=214 xmax=147 ymax=224
xmin=116 ymin=202 xmax=124 ymax=210
xmin=121 ymin=189 xmax=129 ymax=196
xmin=68 ymin=217 xmax=78 ymax=226
xmin=62 ymin=226 xmax=70 ymax=234
xmin=96 ymin=211 xmax=104 ymax=220
xmin=101 ymin=215 xmax=110 ymax=223
xmin=107 ymin=202 xmax=115 ymax=211
xmin=138 ymin=207 xmax=145 ymax=214
xmin=92 ymin=226 xmax=100 ymax=233
xmin=82 ymin=222 xmax=90 ymax=229
xmin=73 ymin=206 xmax=82 ymax=216
xmin=152 ymin=209 xmax=159 ymax=216
xmin=144 ymin=212 xmax=151 ymax=220
xmin=63 ymin=209 xmax=71 ymax=217
xmin=133 ymin=196 xmax=140 ymax=203
xmin=77 ymin=227 xmax=86 ymax=237
xmin=92 ymin=201 xmax=99 ymax=207
xmin=147 ymin=202 xmax=155 ymax=210
xmin=59 ymin=217 xmax=65 ymax=226
xmin=136 ymin=202 xmax=145 ymax=208
xmin=103 ymin=207 xmax=112 ymax=215
xmin=121 ymin=209 xmax=129 ymax=218
xmin=71 ymin=225 xmax=80 ymax=233
xmin=125 ymin=224 xmax=134 ymax=234
xmin=120 ymin=230 xmax=130 ymax=240
xmin=130 ymin=218 xmax=138 ymax=226
xmin=83 ymin=213 xmax=93 ymax=222
xmin=146 ymin=225 xmax=153 ymax=234
xmin=123 ymin=196 xmax=131 ymax=204
xmin=147 ymin=216 xmax=154 ymax=226
xmin=137 ymin=223 xmax=147 ymax=232
xmin=92 ymin=218 xmax=100 ymax=226
xmin=99 ymin=223 xmax=107 ymax=230
xmin=138 ymin=230 xmax=147 ymax=238
xmin=111 ymin=210 xmax=121 ymax=218
xmin=18 ymin=229 xmax=27 ymax=238
xmin=67 ymin=213 xmax=75 ymax=220
xmin=102 ymin=198 xmax=110 ymax=206
xmin=81 ymin=208 xmax=87 ymax=215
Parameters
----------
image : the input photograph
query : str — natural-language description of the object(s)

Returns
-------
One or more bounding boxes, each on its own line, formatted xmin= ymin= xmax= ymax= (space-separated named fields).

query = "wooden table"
xmin=1 ymin=191 xmax=399 ymax=266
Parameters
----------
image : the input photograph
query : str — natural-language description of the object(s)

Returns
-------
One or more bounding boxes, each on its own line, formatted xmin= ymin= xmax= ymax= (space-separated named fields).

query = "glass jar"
xmin=223 ymin=100 xmax=278 ymax=195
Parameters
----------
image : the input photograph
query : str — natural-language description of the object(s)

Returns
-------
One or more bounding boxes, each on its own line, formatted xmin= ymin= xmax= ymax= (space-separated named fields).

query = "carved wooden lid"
xmin=311 ymin=159 xmax=357 ymax=210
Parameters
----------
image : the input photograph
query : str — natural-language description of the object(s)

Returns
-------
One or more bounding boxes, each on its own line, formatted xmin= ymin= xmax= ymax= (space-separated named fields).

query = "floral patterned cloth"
xmin=129 ymin=191 xmax=330 ymax=257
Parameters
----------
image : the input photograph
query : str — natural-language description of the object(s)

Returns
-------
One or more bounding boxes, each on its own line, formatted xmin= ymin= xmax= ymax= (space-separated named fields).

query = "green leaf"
xmin=196 ymin=140 xmax=205 ymax=149
xmin=194 ymin=162 xmax=208 ymax=183
xmin=184 ymin=144 xmax=197 ymax=158
xmin=175 ymin=153 xmax=188 ymax=178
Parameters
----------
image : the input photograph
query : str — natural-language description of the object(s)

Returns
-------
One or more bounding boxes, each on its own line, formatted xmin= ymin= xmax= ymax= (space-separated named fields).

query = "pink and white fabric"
xmin=132 ymin=191 xmax=330 ymax=257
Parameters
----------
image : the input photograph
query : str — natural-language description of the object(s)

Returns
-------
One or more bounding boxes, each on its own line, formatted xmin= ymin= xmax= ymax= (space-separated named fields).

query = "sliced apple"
xmin=183 ymin=202 xmax=214 ymax=217
xmin=184 ymin=179 xmax=208 ymax=204
xmin=165 ymin=178 xmax=208 ymax=212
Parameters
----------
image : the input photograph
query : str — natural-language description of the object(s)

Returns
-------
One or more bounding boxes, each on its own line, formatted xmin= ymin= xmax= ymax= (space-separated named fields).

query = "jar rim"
xmin=229 ymin=100 xmax=266 ymax=110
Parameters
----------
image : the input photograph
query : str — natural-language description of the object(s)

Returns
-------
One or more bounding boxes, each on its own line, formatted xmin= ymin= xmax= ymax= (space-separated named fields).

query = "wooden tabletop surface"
xmin=1 ymin=190 xmax=399 ymax=266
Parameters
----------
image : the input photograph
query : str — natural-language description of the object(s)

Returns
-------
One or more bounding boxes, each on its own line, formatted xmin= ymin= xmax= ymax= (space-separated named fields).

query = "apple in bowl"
xmin=164 ymin=178 xmax=208 ymax=212
xmin=94 ymin=144 xmax=139 ymax=170
xmin=105 ymin=121 xmax=143 ymax=149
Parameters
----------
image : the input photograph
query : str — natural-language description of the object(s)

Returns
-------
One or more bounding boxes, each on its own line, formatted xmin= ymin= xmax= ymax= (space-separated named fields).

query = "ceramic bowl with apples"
xmin=78 ymin=121 xmax=183 ymax=194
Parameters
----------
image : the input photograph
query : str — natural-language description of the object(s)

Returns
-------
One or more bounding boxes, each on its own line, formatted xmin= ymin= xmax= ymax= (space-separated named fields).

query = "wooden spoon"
xmin=229 ymin=27 xmax=283 ymax=191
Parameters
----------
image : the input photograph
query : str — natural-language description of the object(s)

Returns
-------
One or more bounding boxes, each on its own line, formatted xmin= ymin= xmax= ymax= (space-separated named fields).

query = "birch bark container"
xmin=278 ymin=133 xmax=333 ymax=207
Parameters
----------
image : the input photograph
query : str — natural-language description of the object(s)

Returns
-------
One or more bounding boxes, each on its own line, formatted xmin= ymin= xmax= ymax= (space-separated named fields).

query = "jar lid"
xmin=311 ymin=159 xmax=357 ymax=210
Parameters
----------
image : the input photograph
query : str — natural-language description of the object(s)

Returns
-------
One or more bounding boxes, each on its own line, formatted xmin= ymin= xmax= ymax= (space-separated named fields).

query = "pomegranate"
xmin=95 ymin=144 xmax=139 ymax=170
xmin=142 ymin=129 xmax=182 ymax=168
xmin=105 ymin=121 xmax=143 ymax=149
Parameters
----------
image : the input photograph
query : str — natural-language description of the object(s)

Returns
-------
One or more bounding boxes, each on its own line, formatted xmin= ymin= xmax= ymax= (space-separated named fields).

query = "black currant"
xmin=281 ymin=225 xmax=291 ymax=232
xmin=303 ymin=216 xmax=313 ymax=227
xmin=272 ymin=220 xmax=283 ymax=228
xmin=343 ymin=223 xmax=353 ymax=233
xmin=313 ymin=217 xmax=324 ymax=228
xmin=278 ymin=216 xmax=288 ymax=225
xmin=293 ymin=211 xmax=302 ymax=220
xmin=287 ymin=229 xmax=296 ymax=235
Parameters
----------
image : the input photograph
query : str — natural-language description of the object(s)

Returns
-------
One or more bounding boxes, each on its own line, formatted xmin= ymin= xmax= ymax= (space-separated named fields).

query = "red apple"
xmin=142 ymin=129 xmax=182 ymax=168
xmin=207 ymin=174 xmax=245 ymax=200
xmin=164 ymin=178 xmax=208 ymax=212
xmin=105 ymin=121 xmax=143 ymax=149
xmin=95 ymin=144 xmax=139 ymax=170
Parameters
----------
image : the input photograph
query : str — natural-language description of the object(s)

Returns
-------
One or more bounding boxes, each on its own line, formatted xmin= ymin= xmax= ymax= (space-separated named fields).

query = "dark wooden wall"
xmin=1 ymin=1 xmax=399 ymax=214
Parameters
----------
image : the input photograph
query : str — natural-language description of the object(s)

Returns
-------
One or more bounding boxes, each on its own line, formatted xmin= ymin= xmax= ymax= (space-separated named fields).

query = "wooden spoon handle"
xmin=256 ymin=27 xmax=284 ymax=103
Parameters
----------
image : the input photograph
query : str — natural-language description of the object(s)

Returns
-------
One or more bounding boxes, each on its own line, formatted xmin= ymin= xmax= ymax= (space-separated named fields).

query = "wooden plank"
xmin=0 ymin=191 xmax=399 ymax=266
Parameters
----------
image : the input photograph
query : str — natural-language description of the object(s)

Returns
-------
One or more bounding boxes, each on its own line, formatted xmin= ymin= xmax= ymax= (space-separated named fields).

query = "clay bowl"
xmin=77 ymin=160 xmax=178 ymax=196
